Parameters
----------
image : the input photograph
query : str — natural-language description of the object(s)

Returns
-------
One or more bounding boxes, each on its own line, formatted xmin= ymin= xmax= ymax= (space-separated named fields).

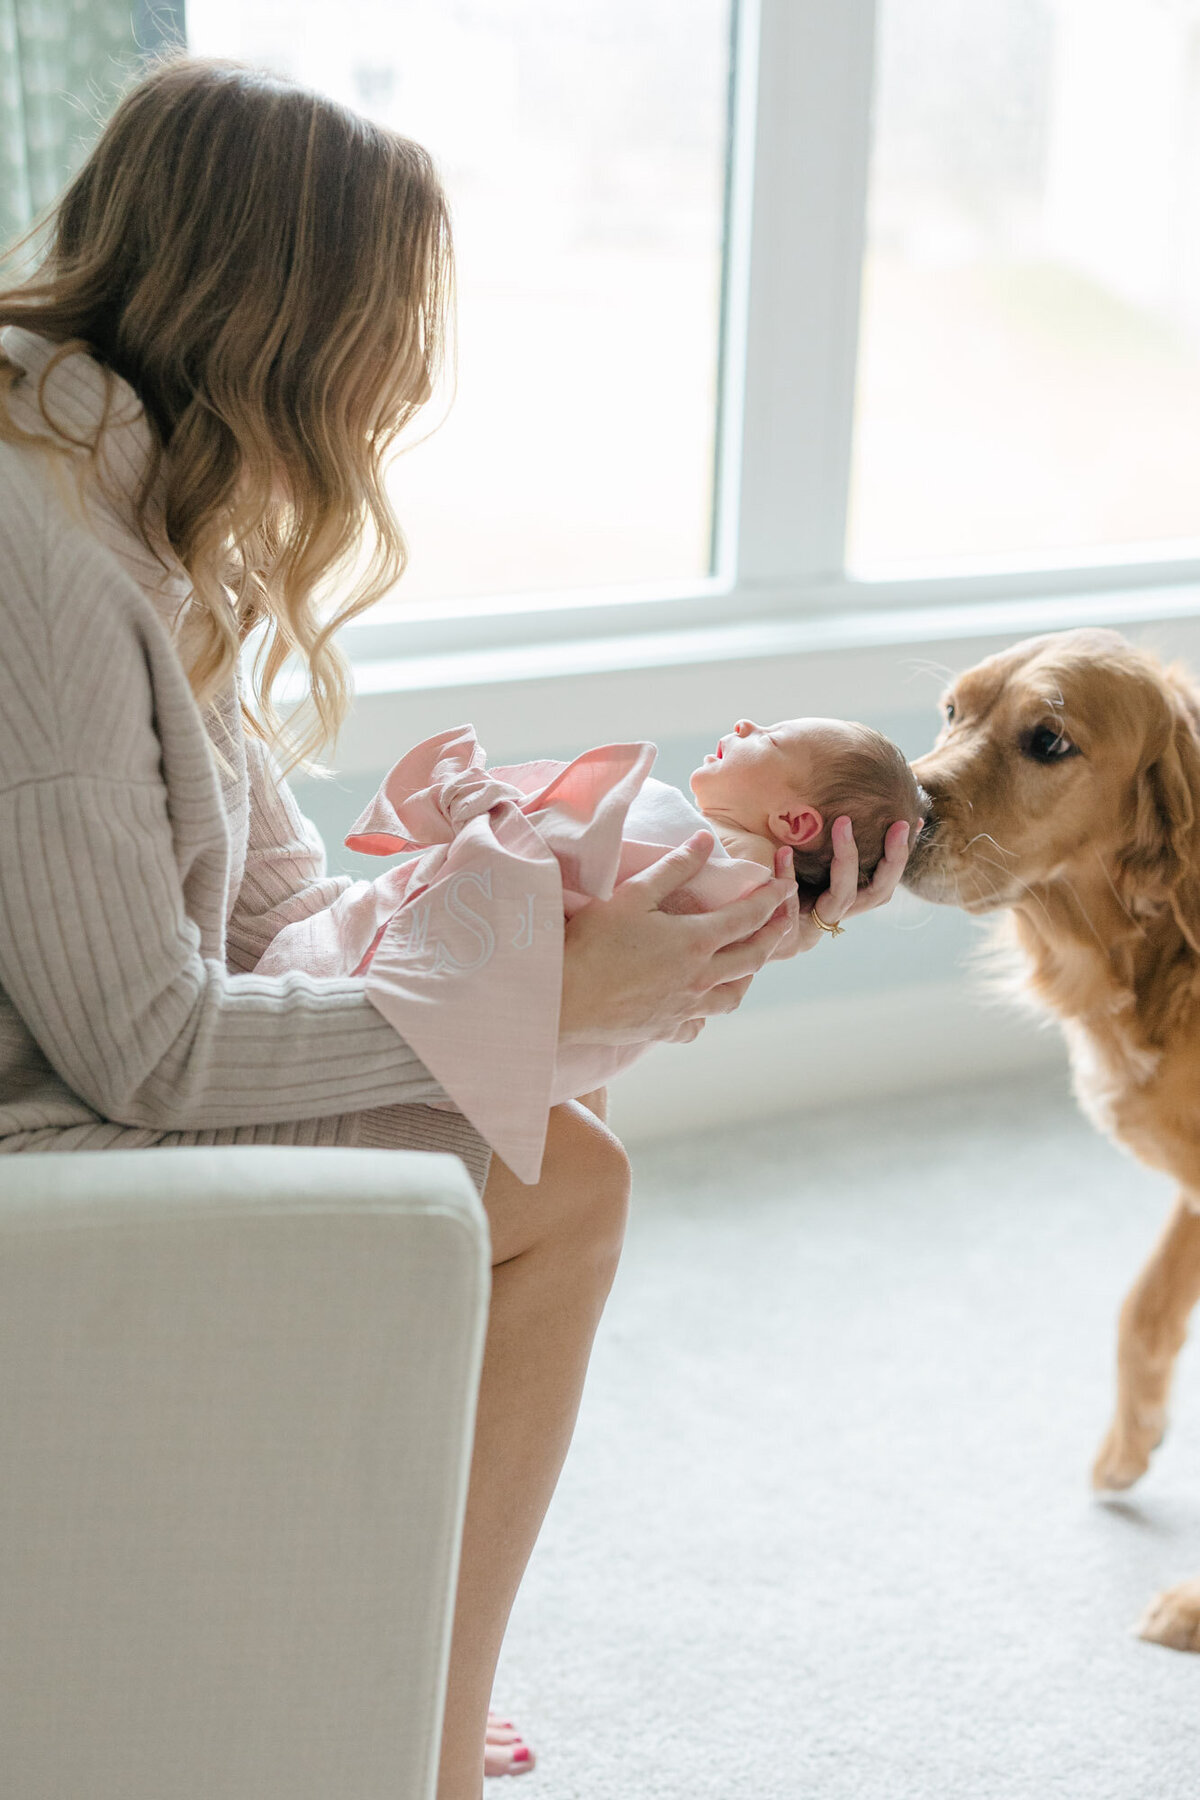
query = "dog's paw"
xmin=1136 ymin=1579 xmax=1200 ymax=1652
xmin=1091 ymin=1412 xmax=1165 ymax=1492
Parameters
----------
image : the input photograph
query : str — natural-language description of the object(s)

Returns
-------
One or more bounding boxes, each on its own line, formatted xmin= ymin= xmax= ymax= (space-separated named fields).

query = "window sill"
xmin=328 ymin=579 xmax=1200 ymax=772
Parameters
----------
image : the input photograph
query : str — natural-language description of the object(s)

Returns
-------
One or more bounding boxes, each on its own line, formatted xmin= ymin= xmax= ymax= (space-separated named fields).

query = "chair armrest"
xmin=0 ymin=1146 xmax=490 ymax=1800
xmin=0 ymin=1143 xmax=486 ymax=1234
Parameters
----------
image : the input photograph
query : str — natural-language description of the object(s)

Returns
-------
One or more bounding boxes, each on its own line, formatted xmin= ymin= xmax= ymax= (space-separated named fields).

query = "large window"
xmin=188 ymin=0 xmax=1200 ymax=655
xmin=850 ymin=0 xmax=1200 ymax=572
xmin=186 ymin=0 xmax=733 ymax=604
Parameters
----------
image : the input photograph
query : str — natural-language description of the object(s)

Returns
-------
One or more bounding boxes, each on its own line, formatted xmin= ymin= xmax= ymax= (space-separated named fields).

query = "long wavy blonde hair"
xmin=0 ymin=55 xmax=452 ymax=769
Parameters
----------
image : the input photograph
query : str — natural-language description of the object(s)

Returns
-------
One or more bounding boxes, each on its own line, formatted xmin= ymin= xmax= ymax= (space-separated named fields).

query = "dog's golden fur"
xmin=906 ymin=627 xmax=1200 ymax=1653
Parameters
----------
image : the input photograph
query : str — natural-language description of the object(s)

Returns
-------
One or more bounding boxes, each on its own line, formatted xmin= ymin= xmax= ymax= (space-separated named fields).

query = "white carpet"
xmin=494 ymin=1072 xmax=1200 ymax=1799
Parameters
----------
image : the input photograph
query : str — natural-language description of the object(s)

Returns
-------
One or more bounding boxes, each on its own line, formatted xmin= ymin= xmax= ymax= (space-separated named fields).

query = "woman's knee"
xmin=542 ymin=1100 xmax=631 ymax=1268
xmin=482 ymin=1098 xmax=631 ymax=1272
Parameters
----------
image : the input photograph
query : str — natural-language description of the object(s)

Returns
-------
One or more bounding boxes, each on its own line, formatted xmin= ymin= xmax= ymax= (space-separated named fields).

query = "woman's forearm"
xmin=0 ymin=773 xmax=445 ymax=1131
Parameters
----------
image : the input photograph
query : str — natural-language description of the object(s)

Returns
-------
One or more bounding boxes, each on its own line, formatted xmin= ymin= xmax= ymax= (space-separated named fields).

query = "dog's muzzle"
xmin=901 ymin=784 xmax=938 ymax=887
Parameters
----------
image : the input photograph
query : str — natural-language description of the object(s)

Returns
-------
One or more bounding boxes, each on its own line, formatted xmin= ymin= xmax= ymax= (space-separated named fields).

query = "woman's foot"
xmin=484 ymin=1711 xmax=535 ymax=1778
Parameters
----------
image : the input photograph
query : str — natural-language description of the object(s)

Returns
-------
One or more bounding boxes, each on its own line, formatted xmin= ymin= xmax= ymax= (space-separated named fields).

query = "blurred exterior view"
xmin=187 ymin=0 xmax=732 ymax=603
xmin=852 ymin=0 xmax=1200 ymax=568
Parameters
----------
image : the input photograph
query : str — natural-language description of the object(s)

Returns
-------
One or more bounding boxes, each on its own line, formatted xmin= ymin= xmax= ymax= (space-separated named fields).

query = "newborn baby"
xmin=689 ymin=716 xmax=925 ymax=904
xmin=259 ymin=719 xmax=923 ymax=1179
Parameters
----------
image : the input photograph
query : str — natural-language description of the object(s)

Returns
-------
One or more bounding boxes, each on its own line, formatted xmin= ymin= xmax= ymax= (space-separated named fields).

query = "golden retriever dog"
xmin=905 ymin=626 xmax=1200 ymax=1653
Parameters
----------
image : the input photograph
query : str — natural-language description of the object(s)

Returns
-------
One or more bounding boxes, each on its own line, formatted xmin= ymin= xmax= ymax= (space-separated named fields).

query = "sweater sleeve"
xmin=224 ymin=734 xmax=355 ymax=974
xmin=0 ymin=462 xmax=446 ymax=1130
xmin=0 ymin=771 xmax=448 ymax=1129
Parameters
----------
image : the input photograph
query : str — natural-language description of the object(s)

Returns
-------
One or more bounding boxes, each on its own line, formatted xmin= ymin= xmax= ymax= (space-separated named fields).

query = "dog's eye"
xmin=1023 ymin=724 xmax=1077 ymax=763
xmin=943 ymin=700 xmax=956 ymax=722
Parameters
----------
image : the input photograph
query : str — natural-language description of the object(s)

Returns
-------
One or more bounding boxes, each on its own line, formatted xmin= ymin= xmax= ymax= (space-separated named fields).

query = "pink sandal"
xmin=485 ymin=1710 xmax=535 ymax=1778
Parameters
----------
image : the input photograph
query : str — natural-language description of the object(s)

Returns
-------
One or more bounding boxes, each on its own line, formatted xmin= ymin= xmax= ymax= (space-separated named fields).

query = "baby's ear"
xmin=770 ymin=805 xmax=823 ymax=847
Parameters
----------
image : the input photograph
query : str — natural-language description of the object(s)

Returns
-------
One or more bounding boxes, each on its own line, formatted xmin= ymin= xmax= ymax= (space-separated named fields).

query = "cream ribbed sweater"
xmin=0 ymin=327 xmax=444 ymax=1149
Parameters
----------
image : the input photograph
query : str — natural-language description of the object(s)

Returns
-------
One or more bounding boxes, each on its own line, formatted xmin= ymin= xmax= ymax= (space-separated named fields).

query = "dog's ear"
xmin=1119 ymin=677 xmax=1200 ymax=937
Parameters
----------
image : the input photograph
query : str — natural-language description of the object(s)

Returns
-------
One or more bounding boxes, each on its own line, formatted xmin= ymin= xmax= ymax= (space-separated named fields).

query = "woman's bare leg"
xmin=437 ymin=1096 xmax=631 ymax=1800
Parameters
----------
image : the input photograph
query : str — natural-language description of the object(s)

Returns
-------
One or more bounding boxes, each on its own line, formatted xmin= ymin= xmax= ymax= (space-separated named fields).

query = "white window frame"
xmin=331 ymin=0 xmax=1200 ymax=764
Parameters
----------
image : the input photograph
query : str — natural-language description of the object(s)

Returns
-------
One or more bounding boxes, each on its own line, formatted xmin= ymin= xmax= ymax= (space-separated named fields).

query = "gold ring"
xmin=810 ymin=905 xmax=844 ymax=938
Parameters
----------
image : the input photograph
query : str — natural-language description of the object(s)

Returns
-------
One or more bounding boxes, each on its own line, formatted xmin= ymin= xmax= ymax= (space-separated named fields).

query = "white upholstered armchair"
xmin=0 ymin=1145 xmax=490 ymax=1800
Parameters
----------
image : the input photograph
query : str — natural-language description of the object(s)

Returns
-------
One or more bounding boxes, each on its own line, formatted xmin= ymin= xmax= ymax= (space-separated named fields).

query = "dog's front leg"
xmin=1092 ymin=1192 xmax=1200 ymax=1493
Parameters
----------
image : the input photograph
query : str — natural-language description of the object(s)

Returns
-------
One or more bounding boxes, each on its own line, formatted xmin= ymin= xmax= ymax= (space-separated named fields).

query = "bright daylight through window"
xmin=186 ymin=0 xmax=733 ymax=606
xmin=849 ymin=0 xmax=1200 ymax=572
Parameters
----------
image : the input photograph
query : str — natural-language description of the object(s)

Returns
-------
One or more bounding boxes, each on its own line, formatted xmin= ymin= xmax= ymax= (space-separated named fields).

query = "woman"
xmin=0 ymin=58 xmax=911 ymax=1797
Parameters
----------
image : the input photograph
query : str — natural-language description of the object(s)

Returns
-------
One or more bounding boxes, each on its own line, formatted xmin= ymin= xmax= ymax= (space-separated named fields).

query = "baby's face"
xmin=689 ymin=717 xmax=843 ymax=837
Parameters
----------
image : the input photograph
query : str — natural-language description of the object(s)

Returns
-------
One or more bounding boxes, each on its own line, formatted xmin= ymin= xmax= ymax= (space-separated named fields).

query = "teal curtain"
xmin=0 ymin=0 xmax=184 ymax=251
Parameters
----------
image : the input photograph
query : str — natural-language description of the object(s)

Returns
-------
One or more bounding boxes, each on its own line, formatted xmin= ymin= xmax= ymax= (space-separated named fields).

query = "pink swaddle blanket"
xmin=258 ymin=725 xmax=769 ymax=1182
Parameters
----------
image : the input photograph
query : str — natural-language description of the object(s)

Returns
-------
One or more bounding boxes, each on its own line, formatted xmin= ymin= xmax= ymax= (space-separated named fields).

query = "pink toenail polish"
xmin=512 ymin=1747 xmax=531 ymax=1764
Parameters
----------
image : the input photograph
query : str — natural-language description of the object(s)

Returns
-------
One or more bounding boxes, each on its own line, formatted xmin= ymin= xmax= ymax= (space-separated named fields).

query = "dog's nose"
xmin=903 ymin=785 xmax=936 ymax=875
xmin=915 ymin=782 xmax=935 ymax=827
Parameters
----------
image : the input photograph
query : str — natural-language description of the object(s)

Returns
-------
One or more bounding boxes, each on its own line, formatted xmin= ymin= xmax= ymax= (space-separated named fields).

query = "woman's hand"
xmin=780 ymin=816 xmax=913 ymax=957
xmin=559 ymin=830 xmax=795 ymax=1047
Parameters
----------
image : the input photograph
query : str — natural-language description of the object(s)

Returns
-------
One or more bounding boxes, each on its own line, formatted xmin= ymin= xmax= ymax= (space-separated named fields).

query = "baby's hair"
xmin=790 ymin=724 xmax=926 ymax=903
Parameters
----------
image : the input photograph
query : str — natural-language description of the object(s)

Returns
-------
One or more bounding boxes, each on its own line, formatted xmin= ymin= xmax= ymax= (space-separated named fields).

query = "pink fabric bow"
xmin=258 ymin=725 xmax=767 ymax=1182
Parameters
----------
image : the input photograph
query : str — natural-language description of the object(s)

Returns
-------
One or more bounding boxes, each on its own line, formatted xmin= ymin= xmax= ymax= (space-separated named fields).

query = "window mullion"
xmin=718 ymin=0 xmax=879 ymax=593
